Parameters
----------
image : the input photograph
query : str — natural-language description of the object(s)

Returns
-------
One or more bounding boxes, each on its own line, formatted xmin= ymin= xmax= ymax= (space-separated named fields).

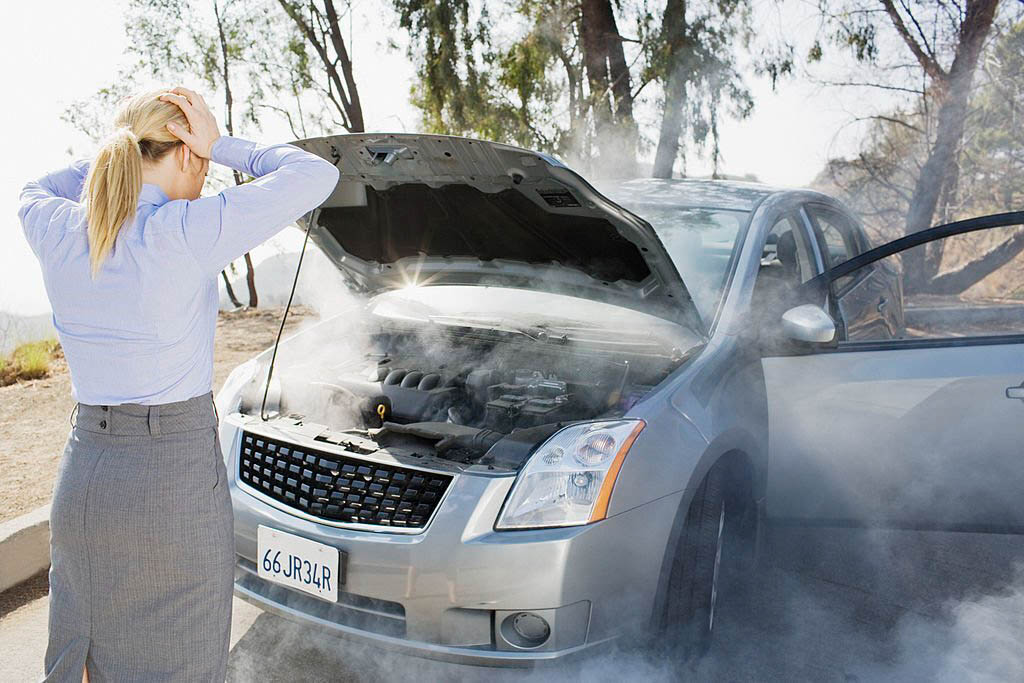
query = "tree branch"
xmin=857 ymin=152 xmax=914 ymax=205
xmin=899 ymin=0 xmax=940 ymax=67
xmin=819 ymin=79 xmax=925 ymax=95
xmin=858 ymin=114 xmax=925 ymax=134
xmin=928 ymin=228 xmax=1024 ymax=295
xmin=278 ymin=0 xmax=358 ymax=130
xmin=257 ymin=103 xmax=303 ymax=138
xmin=879 ymin=0 xmax=947 ymax=82
xmin=323 ymin=0 xmax=364 ymax=130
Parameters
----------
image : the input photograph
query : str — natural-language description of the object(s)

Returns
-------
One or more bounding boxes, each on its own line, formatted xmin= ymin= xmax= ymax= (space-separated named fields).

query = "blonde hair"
xmin=83 ymin=90 xmax=189 ymax=277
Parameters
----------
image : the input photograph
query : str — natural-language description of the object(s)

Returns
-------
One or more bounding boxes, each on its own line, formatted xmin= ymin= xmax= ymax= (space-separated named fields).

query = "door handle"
xmin=1007 ymin=384 xmax=1024 ymax=401
xmin=877 ymin=297 xmax=888 ymax=313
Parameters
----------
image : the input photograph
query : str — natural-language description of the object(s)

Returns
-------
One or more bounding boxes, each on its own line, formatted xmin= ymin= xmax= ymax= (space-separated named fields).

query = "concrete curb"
xmin=0 ymin=505 xmax=51 ymax=594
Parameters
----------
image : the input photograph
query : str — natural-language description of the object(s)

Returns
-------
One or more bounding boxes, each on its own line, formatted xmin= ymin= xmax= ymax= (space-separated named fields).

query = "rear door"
xmin=762 ymin=212 xmax=1024 ymax=531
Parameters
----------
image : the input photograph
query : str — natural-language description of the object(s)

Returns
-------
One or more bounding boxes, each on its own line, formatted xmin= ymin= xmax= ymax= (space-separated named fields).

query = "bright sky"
xmin=0 ymin=0 xmax=893 ymax=316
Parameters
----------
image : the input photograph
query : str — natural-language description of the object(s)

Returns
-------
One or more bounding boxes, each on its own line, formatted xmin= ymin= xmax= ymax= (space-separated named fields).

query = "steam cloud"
xmin=226 ymin=239 xmax=1024 ymax=681
xmin=227 ymin=527 xmax=1024 ymax=681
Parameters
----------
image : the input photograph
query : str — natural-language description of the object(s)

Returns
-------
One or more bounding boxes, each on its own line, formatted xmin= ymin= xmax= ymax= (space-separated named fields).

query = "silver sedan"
xmin=215 ymin=134 xmax=1024 ymax=666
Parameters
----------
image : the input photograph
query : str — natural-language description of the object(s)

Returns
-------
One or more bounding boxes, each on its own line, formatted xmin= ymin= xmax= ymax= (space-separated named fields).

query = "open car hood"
xmin=290 ymin=134 xmax=700 ymax=330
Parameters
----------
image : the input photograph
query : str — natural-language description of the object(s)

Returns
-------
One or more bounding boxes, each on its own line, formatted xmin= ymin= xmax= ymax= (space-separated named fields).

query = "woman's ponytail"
xmin=85 ymin=128 xmax=143 ymax=278
xmin=83 ymin=90 xmax=189 ymax=278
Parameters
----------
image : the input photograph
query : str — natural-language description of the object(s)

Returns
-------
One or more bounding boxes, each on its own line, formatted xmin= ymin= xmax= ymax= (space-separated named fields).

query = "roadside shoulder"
xmin=0 ymin=504 xmax=50 ymax=595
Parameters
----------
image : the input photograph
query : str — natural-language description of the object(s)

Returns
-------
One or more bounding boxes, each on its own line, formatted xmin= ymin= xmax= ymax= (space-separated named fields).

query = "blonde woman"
xmin=18 ymin=87 xmax=339 ymax=682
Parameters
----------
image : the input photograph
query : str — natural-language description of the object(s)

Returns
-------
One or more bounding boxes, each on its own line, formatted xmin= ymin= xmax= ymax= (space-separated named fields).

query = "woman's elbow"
xmin=311 ymin=159 xmax=340 ymax=204
xmin=17 ymin=194 xmax=44 ymax=228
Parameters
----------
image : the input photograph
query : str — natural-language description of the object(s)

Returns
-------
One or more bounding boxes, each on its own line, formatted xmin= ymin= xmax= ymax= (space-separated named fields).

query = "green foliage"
xmin=497 ymin=0 xmax=590 ymax=155
xmin=396 ymin=0 xmax=763 ymax=175
xmin=964 ymin=19 xmax=1024 ymax=212
xmin=395 ymin=0 xmax=497 ymax=135
xmin=756 ymin=43 xmax=795 ymax=89
xmin=394 ymin=0 xmax=585 ymax=156
xmin=807 ymin=40 xmax=823 ymax=63
xmin=64 ymin=0 xmax=322 ymax=150
xmin=810 ymin=1 xmax=881 ymax=65
xmin=833 ymin=11 xmax=877 ymax=62
xmin=643 ymin=0 xmax=755 ymax=176
xmin=490 ymin=0 xmax=590 ymax=155
xmin=0 ymin=340 xmax=61 ymax=386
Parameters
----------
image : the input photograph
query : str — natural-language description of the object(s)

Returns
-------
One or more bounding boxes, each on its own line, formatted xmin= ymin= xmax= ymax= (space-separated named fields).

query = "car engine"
xmin=237 ymin=314 xmax=681 ymax=471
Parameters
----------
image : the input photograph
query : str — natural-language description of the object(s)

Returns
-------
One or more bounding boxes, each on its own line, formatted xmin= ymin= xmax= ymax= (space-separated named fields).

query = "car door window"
xmin=833 ymin=221 xmax=1024 ymax=342
xmin=752 ymin=214 xmax=816 ymax=314
xmin=764 ymin=215 xmax=815 ymax=282
xmin=807 ymin=206 xmax=863 ymax=270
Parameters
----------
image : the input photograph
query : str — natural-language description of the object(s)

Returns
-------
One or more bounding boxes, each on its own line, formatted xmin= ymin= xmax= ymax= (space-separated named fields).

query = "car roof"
xmin=596 ymin=178 xmax=784 ymax=212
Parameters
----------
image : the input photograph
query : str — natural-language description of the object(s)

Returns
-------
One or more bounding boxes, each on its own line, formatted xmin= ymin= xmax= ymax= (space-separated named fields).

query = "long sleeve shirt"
xmin=18 ymin=136 xmax=339 ymax=406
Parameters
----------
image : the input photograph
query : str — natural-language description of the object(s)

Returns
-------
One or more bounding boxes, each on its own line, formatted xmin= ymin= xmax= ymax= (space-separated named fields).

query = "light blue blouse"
xmin=18 ymin=136 xmax=339 ymax=406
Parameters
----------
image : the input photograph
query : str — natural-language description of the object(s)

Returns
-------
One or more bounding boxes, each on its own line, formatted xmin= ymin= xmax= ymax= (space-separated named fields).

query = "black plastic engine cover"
xmin=480 ymin=423 xmax=566 ymax=469
xmin=484 ymin=394 xmax=576 ymax=432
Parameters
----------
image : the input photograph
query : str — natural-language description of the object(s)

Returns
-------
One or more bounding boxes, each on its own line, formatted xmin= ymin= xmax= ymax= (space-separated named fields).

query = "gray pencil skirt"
xmin=43 ymin=392 xmax=234 ymax=683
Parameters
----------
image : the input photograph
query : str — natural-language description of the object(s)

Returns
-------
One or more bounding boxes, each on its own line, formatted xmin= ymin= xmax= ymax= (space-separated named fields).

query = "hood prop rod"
xmin=260 ymin=211 xmax=316 ymax=421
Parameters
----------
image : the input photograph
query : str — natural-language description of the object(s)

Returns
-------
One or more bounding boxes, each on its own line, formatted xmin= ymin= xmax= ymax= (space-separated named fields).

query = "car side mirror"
xmin=781 ymin=304 xmax=836 ymax=344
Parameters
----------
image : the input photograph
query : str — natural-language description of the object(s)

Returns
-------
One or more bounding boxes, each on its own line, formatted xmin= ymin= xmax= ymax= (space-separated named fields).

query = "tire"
xmin=663 ymin=460 xmax=751 ymax=658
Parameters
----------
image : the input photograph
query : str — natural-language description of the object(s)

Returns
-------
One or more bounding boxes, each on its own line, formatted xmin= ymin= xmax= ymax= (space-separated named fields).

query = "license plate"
xmin=257 ymin=525 xmax=341 ymax=602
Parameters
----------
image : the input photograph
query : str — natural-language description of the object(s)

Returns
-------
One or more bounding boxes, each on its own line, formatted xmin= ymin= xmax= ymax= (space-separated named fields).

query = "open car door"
xmin=762 ymin=212 xmax=1024 ymax=532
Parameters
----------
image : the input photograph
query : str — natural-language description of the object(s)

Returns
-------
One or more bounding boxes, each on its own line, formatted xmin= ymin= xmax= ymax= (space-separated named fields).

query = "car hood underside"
xmin=290 ymin=133 xmax=700 ymax=329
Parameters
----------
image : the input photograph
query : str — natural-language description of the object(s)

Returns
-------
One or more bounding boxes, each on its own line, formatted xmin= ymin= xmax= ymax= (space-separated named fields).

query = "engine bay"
xmin=238 ymin=317 xmax=685 ymax=471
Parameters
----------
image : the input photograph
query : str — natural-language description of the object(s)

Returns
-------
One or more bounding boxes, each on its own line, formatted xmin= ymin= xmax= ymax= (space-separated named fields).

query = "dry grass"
xmin=0 ymin=339 xmax=62 ymax=386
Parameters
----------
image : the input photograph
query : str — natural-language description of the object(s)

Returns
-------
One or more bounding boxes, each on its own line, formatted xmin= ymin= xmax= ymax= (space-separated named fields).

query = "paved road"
xmin=3 ymin=525 xmax=1022 ymax=681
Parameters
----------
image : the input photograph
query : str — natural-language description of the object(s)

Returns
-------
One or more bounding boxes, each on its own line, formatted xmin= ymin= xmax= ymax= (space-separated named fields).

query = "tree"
xmin=276 ymin=0 xmax=365 ymax=132
xmin=392 ymin=0 xmax=639 ymax=171
xmin=816 ymin=17 xmax=1024 ymax=296
xmin=645 ymin=0 xmax=754 ymax=178
xmin=960 ymin=19 xmax=1024 ymax=214
xmin=580 ymin=0 xmax=638 ymax=173
xmin=879 ymin=0 xmax=1000 ymax=240
xmin=210 ymin=0 xmax=259 ymax=307
xmin=392 ymin=1 xmax=502 ymax=135
xmin=812 ymin=0 xmax=1005 ymax=291
xmin=392 ymin=0 xmax=762 ymax=178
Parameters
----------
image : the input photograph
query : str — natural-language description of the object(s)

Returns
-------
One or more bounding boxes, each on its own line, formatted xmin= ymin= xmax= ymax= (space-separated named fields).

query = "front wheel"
xmin=663 ymin=460 xmax=753 ymax=658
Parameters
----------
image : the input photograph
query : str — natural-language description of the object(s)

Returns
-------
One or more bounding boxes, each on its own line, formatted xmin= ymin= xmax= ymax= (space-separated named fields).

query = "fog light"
xmin=500 ymin=612 xmax=551 ymax=648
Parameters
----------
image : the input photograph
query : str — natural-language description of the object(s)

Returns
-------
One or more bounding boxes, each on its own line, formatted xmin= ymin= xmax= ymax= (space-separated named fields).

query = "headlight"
xmin=495 ymin=419 xmax=645 ymax=530
xmin=214 ymin=358 xmax=259 ymax=417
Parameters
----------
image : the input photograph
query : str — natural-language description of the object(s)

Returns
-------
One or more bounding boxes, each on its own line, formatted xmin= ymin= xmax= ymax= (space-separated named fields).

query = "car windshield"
xmin=620 ymin=205 xmax=750 ymax=326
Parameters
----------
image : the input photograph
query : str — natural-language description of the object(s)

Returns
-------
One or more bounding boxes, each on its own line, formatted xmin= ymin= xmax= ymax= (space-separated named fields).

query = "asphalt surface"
xmin=2 ymin=525 xmax=1022 ymax=681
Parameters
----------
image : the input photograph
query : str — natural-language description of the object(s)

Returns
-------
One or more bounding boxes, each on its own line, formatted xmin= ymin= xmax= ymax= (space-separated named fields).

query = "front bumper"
xmin=222 ymin=418 xmax=681 ymax=666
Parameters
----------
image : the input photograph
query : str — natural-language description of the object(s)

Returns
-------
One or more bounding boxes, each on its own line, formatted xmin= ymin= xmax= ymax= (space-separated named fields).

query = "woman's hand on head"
xmin=160 ymin=87 xmax=221 ymax=159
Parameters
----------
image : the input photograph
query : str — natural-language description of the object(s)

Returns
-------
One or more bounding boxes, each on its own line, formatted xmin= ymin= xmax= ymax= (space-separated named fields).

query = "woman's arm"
xmin=18 ymin=159 xmax=91 ymax=256
xmin=160 ymin=87 xmax=339 ymax=275
xmin=178 ymin=136 xmax=339 ymax=274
